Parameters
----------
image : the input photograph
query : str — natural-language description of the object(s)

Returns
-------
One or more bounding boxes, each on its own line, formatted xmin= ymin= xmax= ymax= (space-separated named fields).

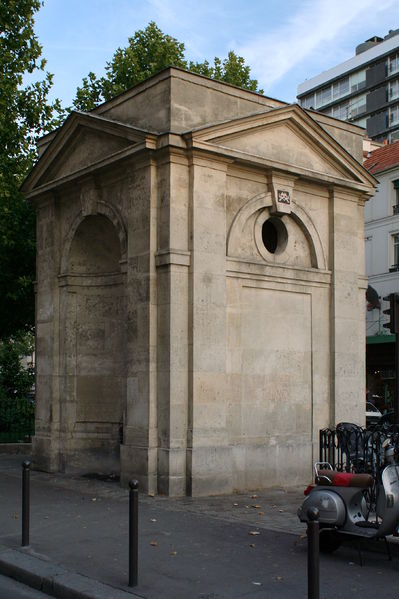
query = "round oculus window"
xmin=261 ymin=216 xmax=288 ymax=255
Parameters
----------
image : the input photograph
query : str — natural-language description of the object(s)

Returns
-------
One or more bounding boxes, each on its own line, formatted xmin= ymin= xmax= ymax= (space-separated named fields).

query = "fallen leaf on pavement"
xmin=251 ymin=505 xmax=261 ymax=509
xmin=170 ymin=550 xmax=177 ymax=556
xmin=150 ymin=541 xmax=158 ymax=547
xmin=233 ymin=502 xmax=239 ymax=507
xmin=258 ymin=511 xmax=264 ymax=516
xmin=251 ymin=495 xmax=258 ymax=499
xmin=150 ymin=518 xmax=157 ymax=522
xmin=248 ymin=531 xmax=260 ymax=536
xmin=249 ymin=543 xmax=255 ymax=548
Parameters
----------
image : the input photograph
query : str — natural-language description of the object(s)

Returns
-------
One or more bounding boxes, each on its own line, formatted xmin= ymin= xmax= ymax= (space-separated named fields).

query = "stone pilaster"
xmin=187 ymin=155 xmax=231 ymax=496
xmin=32 ymin=194 xmax=63 ymax=472
xmin=156 ymin=152 xmax=191 ymax=496
xmin=120 ymin=159 xmax=158 ymax=493
xmin=329 ymin=188 xmax=367 ymax=426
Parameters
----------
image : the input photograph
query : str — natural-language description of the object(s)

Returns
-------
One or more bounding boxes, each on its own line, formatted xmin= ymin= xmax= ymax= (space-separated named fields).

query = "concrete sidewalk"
xmin=0 ymin=454 xmax=399 ymax=598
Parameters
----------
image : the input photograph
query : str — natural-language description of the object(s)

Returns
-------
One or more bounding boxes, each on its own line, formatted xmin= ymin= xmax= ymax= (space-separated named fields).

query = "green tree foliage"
xmin=189 ymin=52 xmax=263 ymax=93
xmin=0 ymin=331 xmax=35 ymax=441
xmin=0 ymin=331 xmax=35 ymax=400
xmin=73 ymin=22 xmax=187 ymax=111
xmin=73 ymin=21 xmax=262 ymax=111
xmin=0 ymin=0 xmax=63 ymax=338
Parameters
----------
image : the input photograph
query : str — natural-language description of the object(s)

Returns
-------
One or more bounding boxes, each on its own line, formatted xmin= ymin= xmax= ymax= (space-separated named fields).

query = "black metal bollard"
xmin=307 ymin=507 xmax=319 ymax=599
xmin=22 ymin=460 xmax=31 ymax=547
xmin=128 ymin=479 xmax=139 ymax=587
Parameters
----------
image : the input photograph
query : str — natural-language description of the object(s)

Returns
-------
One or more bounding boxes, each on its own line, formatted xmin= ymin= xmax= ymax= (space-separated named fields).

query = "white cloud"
xmin=236 ymin=0 xmax=396 ymax=92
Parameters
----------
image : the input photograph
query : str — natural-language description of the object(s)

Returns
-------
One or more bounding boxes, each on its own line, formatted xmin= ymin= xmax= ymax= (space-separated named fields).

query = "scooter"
xmin=298 ymin=440 xmax=399 ymax=553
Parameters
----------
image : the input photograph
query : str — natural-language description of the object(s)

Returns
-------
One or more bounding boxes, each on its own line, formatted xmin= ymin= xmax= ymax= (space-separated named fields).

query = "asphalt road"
xmin=2 ymin=454 xmax=399 ymax=598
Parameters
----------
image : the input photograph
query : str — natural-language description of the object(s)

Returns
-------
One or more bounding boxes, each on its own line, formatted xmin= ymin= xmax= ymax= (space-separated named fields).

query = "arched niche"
xmin=68 ymin=214 xmax=122 ymax=274
xmin=227 ymin=193 xmax=326 ymax=270
xmin=59 ymin=212 xmax=127 ymax=474
xmin=61 ymin=201 xmax=127 ymax=276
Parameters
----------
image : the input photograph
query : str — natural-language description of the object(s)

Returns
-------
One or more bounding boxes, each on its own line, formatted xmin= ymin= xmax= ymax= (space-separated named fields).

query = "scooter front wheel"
xmin=319 ymin=529 xmax=342 ymax=554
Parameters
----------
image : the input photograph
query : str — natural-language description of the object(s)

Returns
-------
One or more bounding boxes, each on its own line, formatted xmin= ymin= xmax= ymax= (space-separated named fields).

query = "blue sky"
xmin=34 ymin=0 xmax=399 ymax=107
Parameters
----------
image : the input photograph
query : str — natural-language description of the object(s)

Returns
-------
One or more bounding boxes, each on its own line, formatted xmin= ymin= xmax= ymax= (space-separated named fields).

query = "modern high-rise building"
xmin=297 ymin=30 xmax=399 ymax=142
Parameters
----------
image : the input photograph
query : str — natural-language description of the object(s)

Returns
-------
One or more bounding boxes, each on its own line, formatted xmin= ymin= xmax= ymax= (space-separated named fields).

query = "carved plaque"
xmin=277 ymin=190 xmax=291 ymax=205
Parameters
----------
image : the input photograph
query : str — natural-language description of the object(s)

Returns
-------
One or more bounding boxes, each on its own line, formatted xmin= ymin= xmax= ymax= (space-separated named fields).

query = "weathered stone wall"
xmin=96 ymin=68 xmax=285 ymax=134
xmin=222 ymin=167 xmax=331 ymax=490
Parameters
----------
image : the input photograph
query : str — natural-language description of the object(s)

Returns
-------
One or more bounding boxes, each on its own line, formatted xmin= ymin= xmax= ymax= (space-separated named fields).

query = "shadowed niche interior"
xmin=62 ymin=214 xmax=127 ymax=474
xmin=68 ymin=214 xmax=122 ymax=274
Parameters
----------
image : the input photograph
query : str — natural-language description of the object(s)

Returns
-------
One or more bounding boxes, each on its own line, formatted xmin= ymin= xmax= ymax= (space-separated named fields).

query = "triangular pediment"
xmin=188 ymin=105 xmax=376 ymax=188
xmin=212 ymin=121 xmax=348 ymax=179
xmin=39 ymin=125 xmax=132 ymax=185
xmin=23 ymin=112 xmax=154 ymax=194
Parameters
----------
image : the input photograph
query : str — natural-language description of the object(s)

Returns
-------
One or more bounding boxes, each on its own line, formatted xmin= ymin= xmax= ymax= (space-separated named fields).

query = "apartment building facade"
xmin=298 ymin=30 xmax=399 ymax=142
xmin=364 ymin=142 xmax=399 ymax=408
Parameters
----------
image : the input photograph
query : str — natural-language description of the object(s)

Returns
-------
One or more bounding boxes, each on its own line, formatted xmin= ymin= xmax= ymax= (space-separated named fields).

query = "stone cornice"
xmin=155 ymin=249 xmax=191 ymax=267
xmin=58 ymin=272 xmax=125 ymax=287
xmin=226 ymin=257 xmax=331 ymax=287
xmin=190 ymin=139 xmax=373 ymax=193
xmin=25 ymin=142 xmax=151 ymax=201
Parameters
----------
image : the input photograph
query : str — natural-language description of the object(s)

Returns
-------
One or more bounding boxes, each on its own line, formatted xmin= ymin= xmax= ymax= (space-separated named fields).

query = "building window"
xmin=313 ymin=76 xmax=354 ymax=110
xmin=390 ymin=129 xmax=399 ymax=142
xmin=261 ymin=217 xmax=288 ymax=255
xmin=353 ymin=116 xmax=368 ymax=128
xmin=389 ymin=105 xmax=399 ymax=125
xmin=301 ymin=94 xmax=314 ymax=109
xmin=389 ymin=79 xmax=399 ymax=101
xmin=350 ymin=70 xmax=366 ymax=93
xmin=348 ymin=94 xmax=367 ymax=119
xmin=388 ymin=53 xmax=399 ymax=75
xmin=326 ymin=94 xmax=366 ymax=121
xmin=392 ymin=233 xmax=399 ymax=269
xmin=365 ymin=235 xmax=373 ymax=275
xmin=315 ymin=85 xmax=332 ymax=108
xmin=332 ymin=77 xmax=349 ymax=101
xmin=393 ymin=180 xmax=399 ymax=215
xmin=331 ymin=101 xmax=349 ymax=120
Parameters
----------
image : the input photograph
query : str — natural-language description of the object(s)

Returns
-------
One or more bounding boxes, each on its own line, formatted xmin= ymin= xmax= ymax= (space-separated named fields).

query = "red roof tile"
xmin=364 ymin=141 xmax=399 ymax=174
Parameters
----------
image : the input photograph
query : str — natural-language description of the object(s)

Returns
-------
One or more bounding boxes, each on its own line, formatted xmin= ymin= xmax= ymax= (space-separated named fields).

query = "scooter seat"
xmin=317 ymin=469 xmax=373 ymax=488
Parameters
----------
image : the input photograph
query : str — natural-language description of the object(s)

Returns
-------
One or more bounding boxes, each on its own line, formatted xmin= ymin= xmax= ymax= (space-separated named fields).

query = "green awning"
xmin=367 ymin=334 xmax=395 ymax=345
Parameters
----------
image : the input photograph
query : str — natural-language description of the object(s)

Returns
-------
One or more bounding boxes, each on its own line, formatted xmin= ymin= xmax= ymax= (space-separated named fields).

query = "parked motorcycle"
xmin=298 ymin=439 xmax=399 ymax=553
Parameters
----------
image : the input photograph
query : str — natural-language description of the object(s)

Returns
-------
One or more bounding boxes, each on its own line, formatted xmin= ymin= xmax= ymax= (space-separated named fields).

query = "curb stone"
xmin=0 ymin=545 xmax=143 ymax=599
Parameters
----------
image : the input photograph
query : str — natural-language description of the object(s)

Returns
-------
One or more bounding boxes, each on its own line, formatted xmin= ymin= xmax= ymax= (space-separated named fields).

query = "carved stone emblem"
xmin=277 ymin=190 xmax=290 ymax=205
